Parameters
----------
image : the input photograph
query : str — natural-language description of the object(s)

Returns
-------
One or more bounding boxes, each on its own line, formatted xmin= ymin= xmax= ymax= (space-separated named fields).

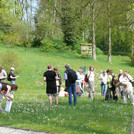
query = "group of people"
xmin=0 ymin=67 xmax=19 ymax=112
xmin=43 ymin=64 xmax=134 ymax=106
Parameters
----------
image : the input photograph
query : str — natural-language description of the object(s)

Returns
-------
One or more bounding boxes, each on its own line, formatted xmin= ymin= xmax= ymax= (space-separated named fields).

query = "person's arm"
xmin=6 ymin=85 xmax=13 ymax=101
xmin=99 ymin=74 xmax=102 ymax=80
xmin=10 ymin=75 xmax=18 ymax=79
xmin=115 ymin=86 xmax=120 ymax=96
xmin=43 ymin=77 xmax=46 ymax=82
xmin=64 ymin=72 xmax=67 ymax=80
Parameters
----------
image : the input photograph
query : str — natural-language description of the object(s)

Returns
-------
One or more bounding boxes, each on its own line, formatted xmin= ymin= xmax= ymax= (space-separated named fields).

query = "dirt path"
xmin=0 ymin=126 xmax=58 ymax=134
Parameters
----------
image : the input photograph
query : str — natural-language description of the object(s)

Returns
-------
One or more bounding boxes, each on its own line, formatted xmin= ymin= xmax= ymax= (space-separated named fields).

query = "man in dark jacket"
xmin=64 ymin=64 xmax=77 ymax=105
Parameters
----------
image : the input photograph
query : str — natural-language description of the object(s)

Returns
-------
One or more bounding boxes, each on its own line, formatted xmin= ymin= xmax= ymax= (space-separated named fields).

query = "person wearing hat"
xmin=0 ymin=67 xmax=7 ymax=83
xmin=8 ymin=67 xmax=19 ymax=84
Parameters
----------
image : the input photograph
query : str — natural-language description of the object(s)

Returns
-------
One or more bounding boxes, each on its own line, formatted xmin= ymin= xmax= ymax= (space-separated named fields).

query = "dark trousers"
xmin=105 ymin=87 xmax=118 ymax=101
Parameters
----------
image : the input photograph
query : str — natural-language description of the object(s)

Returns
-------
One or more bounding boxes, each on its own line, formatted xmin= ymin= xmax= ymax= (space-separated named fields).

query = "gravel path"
xmin=0 ymin=126 xmax=58 ymax=134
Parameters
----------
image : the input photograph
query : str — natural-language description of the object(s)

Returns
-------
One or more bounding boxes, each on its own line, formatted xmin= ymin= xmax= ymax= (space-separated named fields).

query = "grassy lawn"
xmin=0 ymin=44 xmax=133 ymax=134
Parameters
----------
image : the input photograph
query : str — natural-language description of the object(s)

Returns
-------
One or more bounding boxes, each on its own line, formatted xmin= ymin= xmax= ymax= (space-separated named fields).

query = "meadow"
xmin=0 ymin=44 xmax=133 ymax=134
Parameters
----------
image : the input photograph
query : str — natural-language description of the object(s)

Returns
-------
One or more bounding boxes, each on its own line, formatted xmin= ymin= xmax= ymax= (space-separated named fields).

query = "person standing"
xmin=99 ymin=71 xmax=107 ymax=96
xmin=87 ymin=66 xmax=97 ymax=99
xmin=54 ymin=67 xmax=62 ymax=93
xmin=105 ymin=70 xmax=118 ymax=102
xmin=118 ymin=70 xmax=124 ymax=98
xmin=8 ymin=67 xmax=19 ymax=84
xmin=43 ymin=64 xmax=58 ymax=106
xmin=0 ymin=67 xmax=7 ymax=83
xmin=64 ymin=64 xmax=77 ymax=106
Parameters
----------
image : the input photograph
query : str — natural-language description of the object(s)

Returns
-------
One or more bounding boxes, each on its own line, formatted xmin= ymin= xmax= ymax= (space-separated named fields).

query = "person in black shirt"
xmin=8 ymin=67 xmax=19 ymax=84
xmin=43 ymin=64 xmax=58 ymax=105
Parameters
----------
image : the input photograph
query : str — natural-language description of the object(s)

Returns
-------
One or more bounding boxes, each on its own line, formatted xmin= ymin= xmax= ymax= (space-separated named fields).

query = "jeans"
xmin=101 ymin=84 xmax=107 ymax=96
xmin=67 ymin=83 xmax=77 ymax=105
xmin=10 ymin=81 xmax=15 ymax=84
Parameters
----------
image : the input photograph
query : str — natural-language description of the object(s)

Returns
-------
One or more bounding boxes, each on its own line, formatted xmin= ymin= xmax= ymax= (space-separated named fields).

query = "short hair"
xmin=64 ymin=64 xmax=70 ymax=69
xmin=11 ymin=84 xmax=18 ymax=91
xmin=106 ymin=69 xmax=110 ymax=73
xmin=89 ymin=66 xmax=94 ymax=71
xmin=54 ymin=67 xmax=58 ymax=71
xmin=47 ymin=64 xmax=52 ymax=69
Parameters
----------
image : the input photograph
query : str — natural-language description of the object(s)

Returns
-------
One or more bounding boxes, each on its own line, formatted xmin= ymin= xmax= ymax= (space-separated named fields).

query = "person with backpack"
xmin=64 ymin=64 xmax=77 ymax=105
xmin=0 ymin=83 xmax=18 ymax=112
xmin=105 ymin=70 xmax=118 ymax=102
xmin=8 ymin=67 xmax=19 ymax=84
xmin=0 ymin=67 xmax=7 ymax=83
xmin=43 ymin=64 xmax=59 ymax=106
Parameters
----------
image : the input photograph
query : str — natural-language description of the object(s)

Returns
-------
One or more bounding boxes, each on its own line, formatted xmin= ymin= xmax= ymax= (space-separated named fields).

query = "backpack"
xmin=84 ymin=74 xmax=88 ymax=82
xmin=67 ymin=69 xmax=77 ymax=83
xmin=7 ymin=74 xmax=11 ymax=81
xmin=111 ymin=75 xmax=116 ymax=87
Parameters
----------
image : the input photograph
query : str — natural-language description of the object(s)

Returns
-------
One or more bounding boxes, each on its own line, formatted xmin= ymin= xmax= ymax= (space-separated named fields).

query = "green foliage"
xmin=3 ymin=33 xmax=22 ymax=47
xmin=60 ymin=0 xmax=82 ymax=46
xmin=130 ymin=56 xmax=134 ymax=66
xmin=52 ymin=39 xmax=68 ymax=51
xmin=40 ymin=38 xmax=55 ymax=52
xmin=96 ymin=47 xmax=104 ymax=55
xmin=0 ymin=50 xmax=20 ymax=74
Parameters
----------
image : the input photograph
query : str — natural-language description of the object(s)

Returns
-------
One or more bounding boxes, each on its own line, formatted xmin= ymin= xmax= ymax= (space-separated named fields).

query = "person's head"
xmin=89 ymin=66 xmax=94 ymax=71
xmin=124 ymin=71 xmax=128 ymax=77
xmin=109 ymin=70 xmax=113 ymax=75
xmin=47 ymin=64 xmax=52 ymax=70
xmin=0 ymin=67 xmax=2 ymax=72
xmin=11 ymin=84 xmax=18 ymax=91
xmin=119 ymin=69 xmax=123 ymax=75
xmin=78 ymin=69 xmax=83 ymax=74
xmin=64 ymin=64 xmax=70 ymax=69
xmin=114 ymin=80 xmax=120 ymax=87
xmin=54 ymin=67 xmax=58 ymax=73
xmin=10 ymin=67 xmax=15 ymax=72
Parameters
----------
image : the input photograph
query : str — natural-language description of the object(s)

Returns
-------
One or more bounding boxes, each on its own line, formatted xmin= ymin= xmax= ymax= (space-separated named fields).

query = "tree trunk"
xmin=82 ymin=32 xmax=84 ymax=41
xmin=92 ymin=0 xmax=96 ymax=60
xmin=108 ymin=0 xmax=111 ymax=62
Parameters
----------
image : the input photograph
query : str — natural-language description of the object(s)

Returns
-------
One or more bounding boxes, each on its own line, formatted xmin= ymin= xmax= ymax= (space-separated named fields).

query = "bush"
xmin=52 ymin=39 xmax=68 ymax=52
xmin=96 ymin=47 xmax=104 ymax=55
xmin=3 ymin=33 xmax=22 ymax=47
xmin=40 ymin=38 xmax=55 ymax=52
xmin=0 ymin=50 xmax=20 ymax=73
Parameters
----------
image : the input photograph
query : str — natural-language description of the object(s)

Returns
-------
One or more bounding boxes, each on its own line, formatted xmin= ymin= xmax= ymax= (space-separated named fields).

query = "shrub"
xmin=40 ymin=38 xmax=55 ymax=52
xmin=52 ymin=39 xmax=68 ymax=52
xmin=96 ymin=47 xmax=104 ymax=55
xmin=3 ymin=33 xmax=22 ymax=47
xmin=0 ymin=50 xmax=20 ymax=73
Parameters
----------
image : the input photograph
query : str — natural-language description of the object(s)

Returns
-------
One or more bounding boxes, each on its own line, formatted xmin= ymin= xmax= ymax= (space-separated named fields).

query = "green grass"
xmin=0 ymin=43 xmax=133 ymax=134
